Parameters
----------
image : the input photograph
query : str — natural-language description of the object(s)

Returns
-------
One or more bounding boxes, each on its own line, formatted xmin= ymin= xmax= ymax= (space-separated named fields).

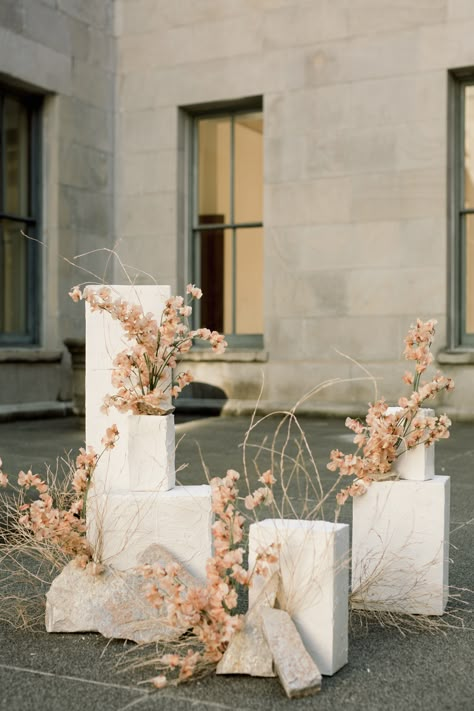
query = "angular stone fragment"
xmin=216 ymin=572 xmax=279 ymax=677
xmin=137 ymin=543 xmax=198 ymax=589
xmin=45 ymin=544 xmax=200 ymax=643
xmin=261 ymin=608 xmax=322 ymax=699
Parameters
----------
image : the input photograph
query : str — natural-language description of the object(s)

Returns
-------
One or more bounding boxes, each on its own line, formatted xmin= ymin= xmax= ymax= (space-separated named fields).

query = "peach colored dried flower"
xmin=331 ymin=319 xmax=454 ymax=505
xmin=0 ymin=458 xmax=7 ymax=487
xmin=259 ymin=469 xmax=276 ymax=486
xmin=140 ymin=468 xmax=278 ymax=687
xmin=101 ymin=424 xmax=119 ymax=450
xmin=71 ymin=284 xmax=226 ymax=415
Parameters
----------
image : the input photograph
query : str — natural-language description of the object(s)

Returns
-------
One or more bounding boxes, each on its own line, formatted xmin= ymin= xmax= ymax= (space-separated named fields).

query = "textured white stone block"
xmin=352 ymin=476 xmax=450 ymax=615
xmin=85 ymin=284 xmax=170 ymax=492
xmin=127 ymin=414 xmax=175 ymax=491
xmin=87 ymin=484 xmax=213 ymax=582
xmin=248 ymin=519 xmax=349 ymax=676
xmin=386 ymin=407 xmax=435 ymax=481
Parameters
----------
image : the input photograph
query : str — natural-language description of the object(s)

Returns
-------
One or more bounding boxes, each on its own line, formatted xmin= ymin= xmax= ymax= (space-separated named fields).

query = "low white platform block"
xmin=248 ymin=519 xmax=349 ymax=676
xmin=87 ymin=484 xmax=213 ymax=581
xmin=127 ymin=414 xmax=175 ymax=492
xmin=352 ymin=475 xmax=450 ymax=615
xmin=386 ymin=406 xmax=435 ymax=481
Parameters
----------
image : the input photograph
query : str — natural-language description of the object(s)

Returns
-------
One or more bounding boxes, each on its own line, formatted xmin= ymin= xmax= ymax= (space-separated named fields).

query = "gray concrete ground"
xmin=0 ymin=413 xmax=473 ymax=711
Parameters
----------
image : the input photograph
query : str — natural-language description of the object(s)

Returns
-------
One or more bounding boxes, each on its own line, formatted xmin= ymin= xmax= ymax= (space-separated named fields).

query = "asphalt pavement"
xmin=0 ymin=413 xmax=473 ymax=711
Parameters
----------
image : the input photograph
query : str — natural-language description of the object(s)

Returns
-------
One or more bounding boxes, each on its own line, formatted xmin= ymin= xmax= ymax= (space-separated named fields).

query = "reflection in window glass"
xmin=198 ymin=117 xmax=231 ymax=225
xmin=465 ymin=215 xmax=474 ymax=334
xmin=0 ymin=87 xmax=39 ymax=343
xmin=235 ymin=228 xmax=264 ymax=334
xmin=0 ymin=220 xmax=28 ymax=333
xmin=4 ymin=97 xmax=30 ymax=216
xmin=234 ymin=113 xmax=263 ymax=223
xmin=194 ymin=109 xmax=263 ymax=339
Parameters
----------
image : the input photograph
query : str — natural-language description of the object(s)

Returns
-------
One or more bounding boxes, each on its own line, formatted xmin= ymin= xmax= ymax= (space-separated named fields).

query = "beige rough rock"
xmin=216 ymin=573 xmax=279 ymax=677
xmin=45 ymin=544 xmax=200 ymax=643
xmin=261 ymin=608 xmax=322 ymax=699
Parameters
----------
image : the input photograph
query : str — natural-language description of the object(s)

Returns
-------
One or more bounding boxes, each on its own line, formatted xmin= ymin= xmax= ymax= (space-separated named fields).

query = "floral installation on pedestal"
xmin=0 ymin=310 xmax=468 ymax=695
xmin=328 ymin=319 xmax=454 ymax=507
xmin=69 ymin=283 xmax=227 ymax=415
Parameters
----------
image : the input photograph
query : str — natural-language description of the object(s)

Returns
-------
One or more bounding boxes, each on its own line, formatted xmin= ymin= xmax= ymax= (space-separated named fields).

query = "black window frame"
xmin=188 ymin=98 xmax=264 ymax=349
xmin=0 ymin=84 xmax=41 ymax=346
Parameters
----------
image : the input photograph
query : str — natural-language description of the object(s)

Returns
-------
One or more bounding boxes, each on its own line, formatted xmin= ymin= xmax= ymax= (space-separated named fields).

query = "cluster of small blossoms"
xmin=243 ymin=469 xmax=276 ymax=511
xmin=0 ymin=458 xmax=7 ymax=487
xmin=16 ymin=470 xmax=92 ymax=559
xmin=1 ymin=426 xmax=119 ymax=563
xmin=141 ymin=469 xmax=278 ymax=688
xmin=69 ymin=284 xmax=227 ymax=415
xmin=330 ymin=319 xmax=454 ymax=506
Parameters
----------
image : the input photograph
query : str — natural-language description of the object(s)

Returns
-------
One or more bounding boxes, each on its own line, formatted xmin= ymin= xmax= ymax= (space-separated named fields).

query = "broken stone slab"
xmin=261 ymin=608 xmax=322 ymax=699
xmin=137 ymin=543 xmax=199 ymax=589
xmin=45 ymin=544 xmax=200 ymax=643
xmin=216 ymin=572 xmax=280 ymax=677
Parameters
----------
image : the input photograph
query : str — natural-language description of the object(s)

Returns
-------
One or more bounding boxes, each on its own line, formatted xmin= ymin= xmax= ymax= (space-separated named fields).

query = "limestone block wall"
xmin=114 ymin=0 xmax=474 ymax=416
xmin=0 ymin=0 xmax=116 ymax=407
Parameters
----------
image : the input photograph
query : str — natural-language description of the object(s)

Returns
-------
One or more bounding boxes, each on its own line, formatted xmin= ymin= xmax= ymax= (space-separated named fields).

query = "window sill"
xmin=181 ymin=349 xmax=268 ymax=363
xmin=437 ymin=349 xmax=474 ymax=365
xmin=0 ymin=348 xmax=63 ymax=363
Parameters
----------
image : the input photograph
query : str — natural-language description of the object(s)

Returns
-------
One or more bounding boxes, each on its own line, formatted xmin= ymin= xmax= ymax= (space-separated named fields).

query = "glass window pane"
xmin=3 ymin=97 xmax=30 ymax=216
xmin=234 ymin=112 xmax=263 ymax=223
xmin=465 ymin=215 xmax=474 ymax=334
xmin=198 ymin=117 xmax=231 ymax=225
xmin=235 ymin=227 xmax=264 ymax=334
xmin=0 ymin=220 xmax=28 ymax=335
xmin=195 ymin=227 xmax=233 ymax=334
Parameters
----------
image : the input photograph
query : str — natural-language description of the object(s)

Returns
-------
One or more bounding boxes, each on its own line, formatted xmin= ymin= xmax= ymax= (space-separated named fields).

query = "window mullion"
xmin=192 ymin=118 xmax=201 ymax=329
xmin=0 ymin=92 xmax=3 ymax=214
xmin=230 ymin=114 xmax=236 ymax=333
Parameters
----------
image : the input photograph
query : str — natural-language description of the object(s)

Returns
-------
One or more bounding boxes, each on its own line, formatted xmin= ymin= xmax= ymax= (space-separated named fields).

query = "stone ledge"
xmin=181 ymin=349 xmax=268 ymax=363
xmin=0 ymin=349 xmax=63 ymax=363
xmin=437 ymin=349 xmax=474 ymax=365
xmin=0 ymin=401 xmax=73 ymax=422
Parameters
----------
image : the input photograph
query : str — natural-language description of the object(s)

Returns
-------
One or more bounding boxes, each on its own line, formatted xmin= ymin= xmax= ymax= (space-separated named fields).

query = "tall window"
xmin=0 ymin=86 xmax=40 ymax=345
xmin=191 ymin=107 xmax=264 ymax=347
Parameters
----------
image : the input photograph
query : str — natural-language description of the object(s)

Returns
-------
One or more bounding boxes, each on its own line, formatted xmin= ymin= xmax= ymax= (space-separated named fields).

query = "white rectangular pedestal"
xmin=351 ymin=476 xmax=450 ymax=615
xmin=87 ymin=484 xmax=213 ymax=581
xmin=127 ymin=414 xmax=175 ymax=491
xmin=85 ymin=285 xmax=171 ymax=492
xmin=386 ymin=407 xmax=435 ymax=481
xmin=249 ymin=519 xmax=349 ymax=676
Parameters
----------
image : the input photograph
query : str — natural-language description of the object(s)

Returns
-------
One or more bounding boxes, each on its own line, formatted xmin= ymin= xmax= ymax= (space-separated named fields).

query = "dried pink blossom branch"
xmin=329 ymin=319 xmax=454 ymax=506
xmin=1 ymin=425 xmax=119 ymax=564
xmin=139 ymin=468 xmax=278 ymax=688
xmin=69 ymin=284 xmax=227 ymax=416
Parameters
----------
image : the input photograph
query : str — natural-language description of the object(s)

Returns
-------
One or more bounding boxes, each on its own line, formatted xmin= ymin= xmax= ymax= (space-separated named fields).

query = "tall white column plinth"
xmin=351 ymin=476 xmax=450 ymax=615
xmin=249 ymin=519 xmax=349 ymax=677
xmin=85 ymin=285 xmax=171 ymax=492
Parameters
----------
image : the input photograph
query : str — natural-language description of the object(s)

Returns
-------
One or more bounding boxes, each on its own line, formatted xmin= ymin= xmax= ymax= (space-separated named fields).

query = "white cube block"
xmin=249 ymin=519 xmax=349 ymax=676
xmin=128 ymin=414 xmax=175 ymax=491
xmin=87 ymin=485 xmax=213 ymax=582
xmin=85 ymin=285 xmax=171 ymax=492
xmin=386 ymin=407 xmax=435 ymax=481
xmin=352 ymin=476 xmax=450 ymax=615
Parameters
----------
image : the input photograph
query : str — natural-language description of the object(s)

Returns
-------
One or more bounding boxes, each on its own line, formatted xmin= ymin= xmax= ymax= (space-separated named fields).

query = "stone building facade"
xmin=1 ymin=0 xmax=474 ymax=419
